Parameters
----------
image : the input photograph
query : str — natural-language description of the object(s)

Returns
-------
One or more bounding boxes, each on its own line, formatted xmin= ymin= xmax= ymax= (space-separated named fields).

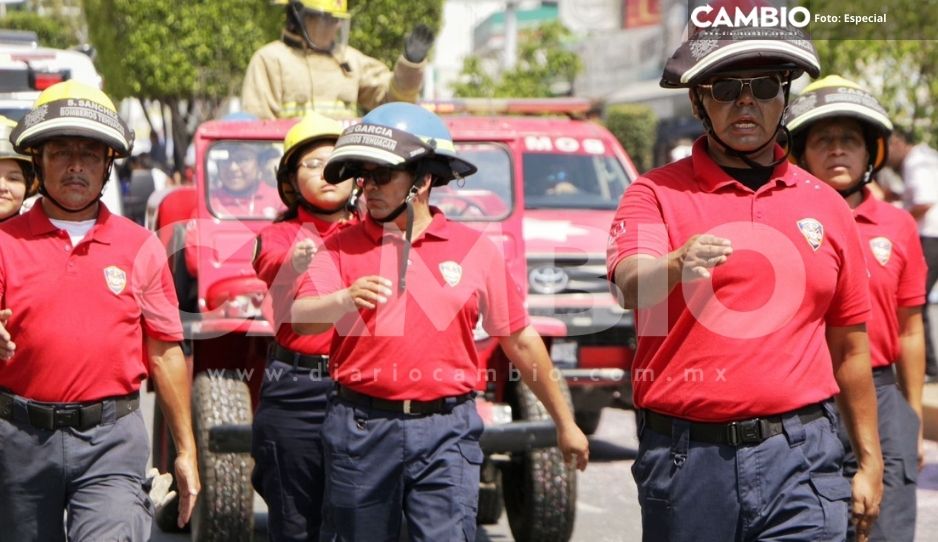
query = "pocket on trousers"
xmin=457 ymin=440 xmax=484 ymax=466
xmin=809 ymin=473 xmax=851 ymax=541
xmin=898 ymin=399 xmax=921 ymax=484
xmin=457 ymin=439 xmax=484 ymax=513
xmin=640 ymin=496 xmax=670 ymax=542
xmin=326 ymin=452 xmax=360 ymax=509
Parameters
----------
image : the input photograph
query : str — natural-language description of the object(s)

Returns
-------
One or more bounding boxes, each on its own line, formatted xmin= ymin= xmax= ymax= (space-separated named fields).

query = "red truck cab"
xmin=439 ymin=101 xmax=637 ymax=435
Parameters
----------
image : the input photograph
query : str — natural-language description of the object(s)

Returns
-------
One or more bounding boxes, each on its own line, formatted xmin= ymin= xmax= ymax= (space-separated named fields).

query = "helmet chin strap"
xmin=373 ymin=179 xmax=422 ymax=294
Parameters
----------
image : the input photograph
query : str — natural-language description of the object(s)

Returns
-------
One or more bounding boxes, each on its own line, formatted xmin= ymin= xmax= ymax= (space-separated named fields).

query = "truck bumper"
xmin=480 ymin=420 xmax=557 ymax=453
xmin=209 ymin=423 xmax=252 ymax=453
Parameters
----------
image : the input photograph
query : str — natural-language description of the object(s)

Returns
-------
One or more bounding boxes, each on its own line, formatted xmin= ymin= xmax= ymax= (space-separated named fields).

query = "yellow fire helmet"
xmin=272 ymin=0 xmax=349 ymax=18
xmin=785 ymin=75 xmax=893 ymax=173
xmin=10 ymin=80 xmax=134 ymax=159
xmin=0 ymin=115 xmax=38 ymax=197
xmin=276 ymin=112 xmax=344 ymax=208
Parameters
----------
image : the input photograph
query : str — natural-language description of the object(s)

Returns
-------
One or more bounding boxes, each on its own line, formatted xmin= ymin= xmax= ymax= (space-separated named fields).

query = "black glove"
xmin=403 ymin=24 xmax=435 ymax=63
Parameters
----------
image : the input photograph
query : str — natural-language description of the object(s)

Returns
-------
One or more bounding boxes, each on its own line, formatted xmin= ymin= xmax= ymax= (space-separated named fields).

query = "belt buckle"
xmin=54 ymin=408 xmax=80 ymax=428
xmin=402 ymin=399 xmax=412 ymax=415
xmin=727 ymin=418 xmax=763 ymax=446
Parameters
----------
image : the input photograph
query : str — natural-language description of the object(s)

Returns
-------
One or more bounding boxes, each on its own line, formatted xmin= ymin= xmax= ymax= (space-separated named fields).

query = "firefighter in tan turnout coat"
xmin=242 ymin=0 xmax=433 ymax=120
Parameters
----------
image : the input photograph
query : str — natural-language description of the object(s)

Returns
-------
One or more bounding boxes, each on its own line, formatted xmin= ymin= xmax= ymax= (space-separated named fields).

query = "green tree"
xmin=452 ymin=21 xmax=581 ymax=98
xmin=82 ymin=0 xmax=280 ymax=170
xmin=0 ymin=11 xmax=80 ymax=48
xmin=800 ymin=0 xmax=938 ymax=143
xmin=348 ymin=0 xmax=443 ymax=67
xmin=604 ymin=104 xmax=657 ymax=173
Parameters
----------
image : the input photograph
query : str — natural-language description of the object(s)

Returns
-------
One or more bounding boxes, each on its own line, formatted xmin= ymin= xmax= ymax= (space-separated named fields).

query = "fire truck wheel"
xmin=477 ymin=466 xmax=504 ymax=525
xmin=190 ymin=371 xmax=255 ymax=542
xmin=502 ymin=380 xmax=577 ymax=542
xmin=575 ymin=408 xmax=602 ymax=436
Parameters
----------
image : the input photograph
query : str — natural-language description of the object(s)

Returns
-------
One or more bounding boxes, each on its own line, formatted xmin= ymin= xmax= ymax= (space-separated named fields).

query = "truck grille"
xmin=527 ymin=255 xmax=611 ymax=295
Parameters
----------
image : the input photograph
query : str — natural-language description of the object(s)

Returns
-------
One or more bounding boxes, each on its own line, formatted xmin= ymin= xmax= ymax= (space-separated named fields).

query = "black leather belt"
xmin=337 ymin=386 xmax=473 ymax=415
xmin=0 ymin=390 xmax=139 ymax=431
xmin=271 ymin=343 xmax=329 ymax=372
xmin=872 ymin=365 xmax=896 ymax=387
xmin=643 ymin=403 xmax=827 ymax=447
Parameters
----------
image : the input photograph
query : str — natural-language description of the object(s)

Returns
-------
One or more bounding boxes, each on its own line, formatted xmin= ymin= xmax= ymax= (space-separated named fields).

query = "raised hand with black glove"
xmin=403 ymin=24 xmax=435 ymax=63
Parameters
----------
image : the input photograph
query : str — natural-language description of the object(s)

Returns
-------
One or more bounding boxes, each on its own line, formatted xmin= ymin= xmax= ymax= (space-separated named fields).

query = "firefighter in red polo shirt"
xmin=251 ymin=112 xmax=357 ymax=541
xmin=291 ymin=102 xmax=589 ymax=541
xmin=606 ymin=23 xmax=883 ymax=542
xmin=786 ymin=75 xmax=926 ymax=542
xmin=0 ymin=81 xmax=200 ymax=540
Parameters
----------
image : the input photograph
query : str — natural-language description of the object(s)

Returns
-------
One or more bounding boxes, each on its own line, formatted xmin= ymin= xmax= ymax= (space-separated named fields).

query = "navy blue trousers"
xmin=320 ymin=395 xmax=483 ymax=542
xmin=838 ymin=368 xmax=919 ymax=542
xmin=252 ymin=358 xmax=333 ymax=542
xmin=632 ymin=401 xmax=850 ymax=542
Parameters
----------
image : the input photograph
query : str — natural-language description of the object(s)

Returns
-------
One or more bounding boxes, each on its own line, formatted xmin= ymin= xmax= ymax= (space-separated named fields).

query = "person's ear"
xmin=417 ymin=173 xmax=434 ymax=194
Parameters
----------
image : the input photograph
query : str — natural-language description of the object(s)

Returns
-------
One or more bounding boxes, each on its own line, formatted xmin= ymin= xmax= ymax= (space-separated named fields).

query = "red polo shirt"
xmin=0 ymin=202 xmax=183 ymax=402
xmin=606 ymin=137 xmax=871 ymax=421
xmin=296 ymin=208 xmax=529 ymax=401
xmin=853 ymin=189 xmax=927 ymax=368
xmin=254 ymin=207 xmax=354 ymax=354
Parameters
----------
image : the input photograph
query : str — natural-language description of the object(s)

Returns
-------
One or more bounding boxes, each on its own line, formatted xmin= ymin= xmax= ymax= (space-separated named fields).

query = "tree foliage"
xmin=0 ymin=10 xmax=80 ymax=49
xmin=348 ymin=0 xmax=443 ymax=67
xmin=604 ymin=104 xmax=657 ymax=173
xmin=79 ymin=0 xmax=441 ymax=170
xmin=452 ymin=21 xmax=581 ymax=98
xmin=82 ymin=0 xmax=280 ymax=169
xmin=83 ymin=0 xmax=278 ymax=101
xmin=799 ymin=0 xmax=938 ymax=143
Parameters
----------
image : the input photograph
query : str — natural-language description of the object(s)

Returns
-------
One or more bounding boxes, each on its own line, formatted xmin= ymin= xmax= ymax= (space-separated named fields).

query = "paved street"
xmin=143 ymin=393 xmax=938 ymax=541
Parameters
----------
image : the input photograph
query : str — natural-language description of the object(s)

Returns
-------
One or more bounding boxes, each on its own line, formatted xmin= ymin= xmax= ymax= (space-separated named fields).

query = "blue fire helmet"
xmin=323 ymin=102 xmax=477 ymax=186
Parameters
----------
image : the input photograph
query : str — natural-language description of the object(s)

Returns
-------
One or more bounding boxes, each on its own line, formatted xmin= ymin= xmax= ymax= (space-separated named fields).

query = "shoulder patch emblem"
xmin=104 ymin=265 xmax=127 ymax=295
xmin=797 ymin=218 xmax=824 ymax=251
xmin=439 ymin=261 xmax=462 ymax=287
xmin=869 ymin=236 xmax=893 ymax=266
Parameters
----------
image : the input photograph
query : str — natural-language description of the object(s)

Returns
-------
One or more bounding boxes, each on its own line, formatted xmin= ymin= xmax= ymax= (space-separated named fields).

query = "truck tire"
xmin=476 ymin=467 xmax=503 ymax=525
xmin=575 ymin=408 xmax=602 ymax=436
xmin=502 ymin=379 xmax=577 ymax=542
xmin=190 ymin=371 xmax=255 ymax=542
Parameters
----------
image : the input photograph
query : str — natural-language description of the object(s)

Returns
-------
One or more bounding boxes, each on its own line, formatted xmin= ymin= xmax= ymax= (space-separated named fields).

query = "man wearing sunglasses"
xmin=242 ymin=0 xmax=434 ymax=121
xmin=607 ymin=16 xmax=883 ymax=542
xmin=291 ymin=102 xmax=589 ymax=541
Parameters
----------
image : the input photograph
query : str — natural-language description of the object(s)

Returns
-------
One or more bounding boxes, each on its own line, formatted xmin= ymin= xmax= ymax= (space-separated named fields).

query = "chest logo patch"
xmin=439 ymin=261 xmax=463 ymax=287
xmin=104 ymin=266 xmax=127 ymax=295
xmin=870 ymin=236 xmax=893 ymax=266
xmin=797 ymin=218 xmax=824 ymax=251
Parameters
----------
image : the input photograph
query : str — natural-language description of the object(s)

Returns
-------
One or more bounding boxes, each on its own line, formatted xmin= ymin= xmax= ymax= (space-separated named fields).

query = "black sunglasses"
xmin=357 ymin=167 xmax=400 ymax=187
xmin=700 ymin=76 xmax=786 ymax=103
